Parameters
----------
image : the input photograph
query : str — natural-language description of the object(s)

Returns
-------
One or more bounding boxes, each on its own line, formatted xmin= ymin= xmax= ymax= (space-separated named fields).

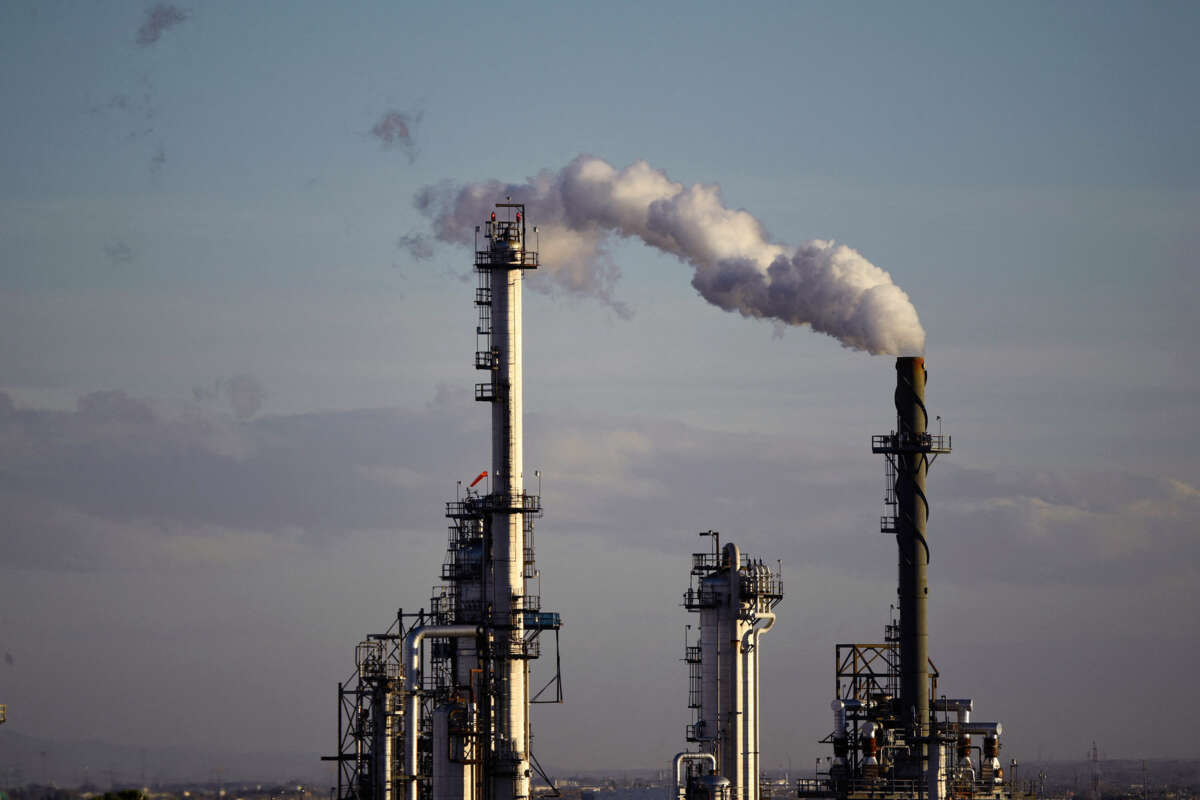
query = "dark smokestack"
xmin=895 ymin=356 xmax=930 ymax=770
xmin=873 ymin=357 xmax=951 ymax=775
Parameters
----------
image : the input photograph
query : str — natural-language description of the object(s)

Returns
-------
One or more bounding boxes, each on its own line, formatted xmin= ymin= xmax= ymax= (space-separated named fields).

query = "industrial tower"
xmin=675 ymin=533 xmax=782 ymax=800
xmin=327 ymin=202 xmax=562 ymax=800
xmin=796 ymin=357 xmax=1020 ymax=800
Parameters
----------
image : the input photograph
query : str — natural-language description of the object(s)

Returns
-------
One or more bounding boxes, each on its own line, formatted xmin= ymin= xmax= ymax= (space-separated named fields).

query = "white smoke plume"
xmin=415 ymin=155 xmax=925 ymax=355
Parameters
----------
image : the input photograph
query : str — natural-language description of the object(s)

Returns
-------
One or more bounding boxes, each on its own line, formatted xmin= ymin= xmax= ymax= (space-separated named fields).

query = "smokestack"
xmin=895 ymin=357 xmax=930 ymax=768
xmin=873 ymin=357 xmax=951 ymax=775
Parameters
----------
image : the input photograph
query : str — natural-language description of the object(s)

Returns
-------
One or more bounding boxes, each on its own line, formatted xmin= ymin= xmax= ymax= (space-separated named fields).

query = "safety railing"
xmin=871 ymin=432 xmax=952 ymax=454
xmin=682 ymin=586 xmax=720 ymax=610
xmin=475 ymin=249 xmax=539 ymax=268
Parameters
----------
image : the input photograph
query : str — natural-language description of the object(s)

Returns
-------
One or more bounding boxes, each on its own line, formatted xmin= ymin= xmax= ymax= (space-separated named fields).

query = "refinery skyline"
xmin=1 ymin=0 xmax=1198 ymax=781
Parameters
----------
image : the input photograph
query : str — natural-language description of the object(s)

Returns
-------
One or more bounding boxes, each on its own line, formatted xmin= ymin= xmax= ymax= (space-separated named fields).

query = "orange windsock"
xmin=469 ymin=470 xmax=488 ymax=488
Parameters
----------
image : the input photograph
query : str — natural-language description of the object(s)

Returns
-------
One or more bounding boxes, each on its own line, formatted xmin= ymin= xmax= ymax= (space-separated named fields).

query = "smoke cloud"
xmin=228 ymin=374 xmax=266 ymax=420
xmin=150 ymin=144 xmax=166 ymax=174
xmin=136 ymin=4 xmax=190 ymax=47
xmin=192 ymin=375 xmax=266 ymax=419
xmin=371 ymin=110 xmax=421 ymax=161
xmin=104 ymin=241 xmax=135 ymax=265
xmin=415 ymin=156 xmax=925 ymax=355
xmin=397 ymin=232 xmax=434 ymax=261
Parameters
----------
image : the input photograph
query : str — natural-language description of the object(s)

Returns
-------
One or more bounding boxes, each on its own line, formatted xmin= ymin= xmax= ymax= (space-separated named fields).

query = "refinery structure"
xmin=326 ymin=202 xmax=562 ymax=800
xmin=674 ymin=534 xmax=783 ymax=800
xmin=793 ymin=358 xmax=1014 ymax=800
xmin=328 ymin=203 xmax=1025 ymax=800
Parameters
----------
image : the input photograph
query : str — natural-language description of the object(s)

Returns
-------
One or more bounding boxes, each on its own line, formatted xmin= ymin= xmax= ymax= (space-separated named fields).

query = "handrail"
xmin=871 ymin=431 xmax=952 ymax=453
xmin=475 ymin=250 xmax=539 ymax=268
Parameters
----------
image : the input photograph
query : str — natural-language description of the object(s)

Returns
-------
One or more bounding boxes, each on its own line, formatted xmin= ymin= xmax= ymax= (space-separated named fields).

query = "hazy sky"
xmin=1 ymin=0 xmax=1198 ymax=783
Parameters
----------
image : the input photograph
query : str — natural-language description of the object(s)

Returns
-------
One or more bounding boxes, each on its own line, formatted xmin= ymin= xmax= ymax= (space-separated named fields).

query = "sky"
xmin=1 ymin=0 xmax=1198 ymax=785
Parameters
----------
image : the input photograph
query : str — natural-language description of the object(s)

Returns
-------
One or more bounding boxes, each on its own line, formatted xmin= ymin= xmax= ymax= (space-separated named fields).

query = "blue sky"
xmin=0 ymin=0 xmax=1197 ymax=782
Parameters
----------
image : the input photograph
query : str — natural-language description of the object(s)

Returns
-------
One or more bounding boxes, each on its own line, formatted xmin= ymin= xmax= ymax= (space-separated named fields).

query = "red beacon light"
xmin=490 ymin=211 xmax=496 ymax=222
xmin=516 ymin=212 xmax=521 ymax=223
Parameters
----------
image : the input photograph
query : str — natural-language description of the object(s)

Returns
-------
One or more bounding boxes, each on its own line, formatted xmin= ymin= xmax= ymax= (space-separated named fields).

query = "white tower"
xmin=481 ymin=203 xmax=534 ymax=800
xmin=682 ymin=534 xmax=782 ymax=800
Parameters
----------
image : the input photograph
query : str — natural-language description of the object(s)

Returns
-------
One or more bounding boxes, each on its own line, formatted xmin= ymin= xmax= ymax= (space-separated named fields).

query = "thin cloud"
xmin=104 ymin=241 xmax=135 ymax=265
xmin=227 ymin=374 xmax=265 ymax=420
xmin=397 ymin=232 xmax=434 ymax=261
xmin=370 ymin=109 xmax=421 ymax=161
xmin=150 ymin=144 xmax=166 ymax=174
xmin=136 ymin=4 xmax=190 ymax=47
xmin=193 ymin=375 xmax=267 ymax=419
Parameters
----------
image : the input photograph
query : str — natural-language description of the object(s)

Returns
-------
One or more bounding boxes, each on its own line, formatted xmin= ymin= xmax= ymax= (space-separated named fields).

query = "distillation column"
xmin=482 ymin=205 xmax=535 ymax=800
xmin=682 ymin=537 xmax=781 ymax=800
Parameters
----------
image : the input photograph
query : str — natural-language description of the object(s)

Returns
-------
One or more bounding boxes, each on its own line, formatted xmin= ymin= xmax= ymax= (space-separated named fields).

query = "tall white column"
xmin=490 ymin=261 xmax=529 ymax=800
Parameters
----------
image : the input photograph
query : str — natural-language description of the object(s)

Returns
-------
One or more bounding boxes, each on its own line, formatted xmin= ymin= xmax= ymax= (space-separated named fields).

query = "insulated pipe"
xmin=932 ymin=698 xmax=973 ymax=714
xmin=831 ymin=700 xmax=848 ymax=768
xmin=831 ymin=700 xmax=847 ymax=737
xmin=739 ymin=611 xmax=774 ymax=800
xmin=673 ymin=752 xmax=718 ymax=800
xmin=404 ymin=625 xmax=481 ymax=800
xmin=861 ymin=722 xmax=879 ymax=766
xmin=741 ymin=624 xmax=753 ymax=800
xmin=750 ymin=612 xmax=774 ymax=800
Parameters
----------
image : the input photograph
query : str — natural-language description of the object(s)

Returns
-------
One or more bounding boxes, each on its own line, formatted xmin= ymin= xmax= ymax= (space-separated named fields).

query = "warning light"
xmin=516 ymin=212 xmax=522 ymax=223
xmin=490 ymin=211 xmax=496 ymax=222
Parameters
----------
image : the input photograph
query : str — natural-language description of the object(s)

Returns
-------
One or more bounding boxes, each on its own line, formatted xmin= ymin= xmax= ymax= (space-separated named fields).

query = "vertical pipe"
xmin=752 ymin=613 xmax=773 ymax=800
xmin=337 ymin=682 xmax=344 ymax=800
xmin=741 ymin=626 xmax=752 ymax=800
xmin=673 ymin=753 xmax=718 ymax=800
xmin=699 ymin=589 xmax=719 ymax=751
xmin=405 ymin=626 xmax=480 ymax=800
xmin=721 ymin=543 xmax=741 ymax=800
xmin=895 ymin=356 xmax=930 ymax=772
xmin=741 ymin=612 xmax=774 ymax=800
xmin=375 ymin=688 xmax=394 ymax=800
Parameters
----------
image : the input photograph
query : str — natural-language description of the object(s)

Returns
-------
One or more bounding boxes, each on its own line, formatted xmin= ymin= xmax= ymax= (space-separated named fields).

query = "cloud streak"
xmin=415 ymin=156 xmax=925 ymax=353
xmin=6 ymin=384 xmax=1191 ymax=590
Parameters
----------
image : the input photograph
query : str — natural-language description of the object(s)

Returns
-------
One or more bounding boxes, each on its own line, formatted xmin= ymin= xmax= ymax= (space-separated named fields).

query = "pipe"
xmin=404 ymin=625 xmax=481 ymax=800
xmin=831 ymin=699 xmax=846 ymax=738
xmin=673 ymin=752 xmax=718 ymax=800
xmin=932 ymin=698 xmax=973 ymax=714
xmin=723 ymin=543 xmax=740 ymax=800
xmin=740 ymin=611 xmax=775 ymax=800
xmin=861 ymin=722 xmax=879 ymax=776
xmin=830 ymin=700 xmax=848 ymax=771
xmin=750 ymin=611 xmax=774 ymax=800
